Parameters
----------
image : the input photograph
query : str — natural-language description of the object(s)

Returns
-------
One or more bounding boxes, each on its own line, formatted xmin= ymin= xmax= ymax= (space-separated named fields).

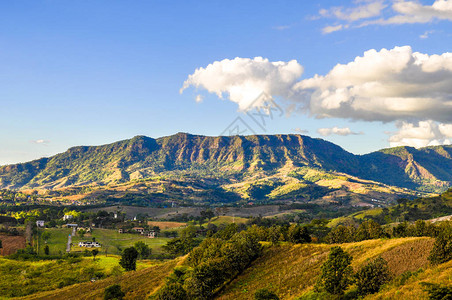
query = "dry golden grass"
xmin=218 ymin=237 xmax=435 ymax=300
xmin=19 ymin=258 xmax=180 ymax=300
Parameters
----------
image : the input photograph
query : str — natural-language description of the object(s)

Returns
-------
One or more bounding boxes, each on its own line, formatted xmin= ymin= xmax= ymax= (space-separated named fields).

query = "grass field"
xmin=18 ymin=257 xmax=181 ymax=300
xmin=209 ymin=216 xmax=249 ymax=226
xmin=218 ymin=237 xmax=435 ymax=300
xmin=39 ymin=228 xmax=171 ymax=255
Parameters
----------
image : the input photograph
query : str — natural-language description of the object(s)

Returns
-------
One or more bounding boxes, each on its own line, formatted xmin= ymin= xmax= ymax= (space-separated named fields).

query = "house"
xmin=78 ymin=241 xmax=101 ymax=248
xmin=147 ymin=231 xmax=156 ymax=238
xmin=36 ymin=220 xmax=45 ymax=227
xmin=118 ymin=228 xmax=124 ymax=234
xmin=66 ymin=224 xmax=78 ymax=228
xmin=132 ymin=227 xmax=145 ymax=234
xmin=63 ymin=215 xmax=74 ymax=221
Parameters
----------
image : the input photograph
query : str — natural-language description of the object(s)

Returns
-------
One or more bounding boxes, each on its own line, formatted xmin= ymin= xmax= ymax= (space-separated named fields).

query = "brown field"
xmin=0 ymin=234 xmax=26 ymax=256
xmin=147 ymin=221 xmax=187 ymax=229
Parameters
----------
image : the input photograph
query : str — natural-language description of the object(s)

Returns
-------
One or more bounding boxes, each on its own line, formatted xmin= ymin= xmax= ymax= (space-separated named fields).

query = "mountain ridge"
xmin=0 ymin=133 xmax=451 ymax=193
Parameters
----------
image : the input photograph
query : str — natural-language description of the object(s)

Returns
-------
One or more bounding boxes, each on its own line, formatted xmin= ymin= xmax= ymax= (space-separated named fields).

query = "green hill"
xmin=1 ymin=133 xmax=452 ymax=205
xmin=17 ymin=237 xmax=451 ymax=300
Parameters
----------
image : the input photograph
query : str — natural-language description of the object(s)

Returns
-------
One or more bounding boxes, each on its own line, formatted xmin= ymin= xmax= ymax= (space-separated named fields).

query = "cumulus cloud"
xmin=317 ymin=127 xmax=363 ymax=136
xmin=180 ymin=57 xmax=303 ymax=111
xmin=295 ymin=46 xmax=452 ymax=123
xmin=319 ymin=0 xmax=452 ymax=33
xmin=389 ymin=120 xmax=452 ymax=147
xmin=182 ymin=46 xmax=452 ymax=148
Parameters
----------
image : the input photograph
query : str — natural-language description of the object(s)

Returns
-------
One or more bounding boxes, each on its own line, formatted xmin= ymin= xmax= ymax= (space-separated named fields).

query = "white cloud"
xmin=322 ymin=24 xmax=346 ymax=34
xmin=182 ymin=46 xmax=452 ymax=148
xmin=420 ymin=30 xmax=435 ymax=38
xmin=180 ymin=57 xmax=303 ymax=111
xmin=320 ymin=1 xmax=387 ymax=22
xmin=295 ymin=46 xmax=452 ymax=123
xmin=293 ymin=127 xmax=309 ymax=134
xmin=389 ymin=120 xmax=452 ymax=147
xmin=374 ymin=0 xmax=452 ymax=25
xmin=195 ymin=94 xmax=204 ymax=103
xmin=31 ymin=139 xmax=50 ymax=145
xmin=317 ymin=127 xmax=363 ymax=136
xmin=319 ymin=0 xmax=452 ymax=33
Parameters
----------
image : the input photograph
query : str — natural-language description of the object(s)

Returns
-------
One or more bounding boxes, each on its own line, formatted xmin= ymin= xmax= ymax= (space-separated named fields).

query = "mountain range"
xmin=1 ymin=133 xmax=452 ymax=205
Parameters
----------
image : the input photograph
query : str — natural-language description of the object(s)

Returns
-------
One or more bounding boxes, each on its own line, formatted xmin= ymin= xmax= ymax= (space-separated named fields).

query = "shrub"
xmin=355 ymin=257 xmax=391 ymax=296
xmin=316 ymin=246 xmax=353 ymax=295
xmin=104 ymin=284 xmax=125 ymax=300
xmin=421 ymin=283 xmax=452 ymax=300
xmin=287 ymin=224 xmax=311 ymax=244
xmin=155 ymin=282 xmax=186 ymax=300
xmin=254 ymin=288 xmax=279 ymax=300
xmin=428 ymin=228 xmax=452 ymax=264
xmin=119 ymin=247 xmax=138 ymax=271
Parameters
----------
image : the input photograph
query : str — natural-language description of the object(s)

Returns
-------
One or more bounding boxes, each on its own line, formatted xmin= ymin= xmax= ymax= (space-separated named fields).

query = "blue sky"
xmin=1 ymin=0 xmax=452 ymax=165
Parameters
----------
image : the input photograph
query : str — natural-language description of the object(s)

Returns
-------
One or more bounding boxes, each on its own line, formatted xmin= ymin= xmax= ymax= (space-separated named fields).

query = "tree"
xmin=254 ymin=288 xmax=279 ymax=300
xmin=429 ymin=228 xmax=452 ymax=264
xmin=155 ymin=282 xmax=187 ymax=300
xmin=134 ymin=241 xmax=151 ymax=259
xmin=119 ymin=247 xmax=138 ymax=271
xmin=316 ymin=246 xmax=353 ymax=295
xmin=44 ymin=245 xmax=50 ymax=255
xmin=355 ymin=220 xmax=384 ymax=241
xmin=104 ymin=284 xmax=125 ymax=300
xmin=287 ymin=224 xmax=311 ymax=244
xmin=92 ymin=249 xmax=99 ymax=261
xmin=41 ymin=231 xmax=51 ymax=243
xmin=355 ymin=257 xmax=391 ymax=296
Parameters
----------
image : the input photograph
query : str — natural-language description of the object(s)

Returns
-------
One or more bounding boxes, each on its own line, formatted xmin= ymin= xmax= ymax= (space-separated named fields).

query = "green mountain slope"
xmin=1 ymin=133 xmax=451 ymax=195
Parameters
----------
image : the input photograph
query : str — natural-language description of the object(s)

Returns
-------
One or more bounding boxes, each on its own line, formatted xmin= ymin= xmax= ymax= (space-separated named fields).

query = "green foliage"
xmin=354 ymin=220 xmax=385 ymax=241
xmin=421 ymin=283 xmax=452 ymax=300
xmin=134 ymin=241 xmax=151 ymax=259
xmin=254 ymin=288 xmax=279 ymax=300
xmin=287 ymin=224 xmax=311 ymax=244
xmin=355 ymin=257 xmax=391 ymax=296
xmin=154 ymin=282 xmax=187 ymax=300
xmin=119 ymin=247 xmax=138 ymax=271
xmin=104 ymin=284 xmax=125 ymax=300
xmin=316 ymin=246 xmax=353 ymax=295
xmin=92 ymin=249 xmax=99 ymax=260
xmin=428 ymin=226 xmax=452 ymax=264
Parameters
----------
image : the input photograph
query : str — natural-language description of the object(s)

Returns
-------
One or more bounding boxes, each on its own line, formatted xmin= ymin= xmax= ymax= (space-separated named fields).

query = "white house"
xmin=36 ymin=220 xmax=45 ymax=227
xmin=147 ymin=231 xmax=156 ymax=239
xmin=63 ymin=215 xmax=74 ymax=221
xmin=78 ymin=241 xmax=101 ymax=248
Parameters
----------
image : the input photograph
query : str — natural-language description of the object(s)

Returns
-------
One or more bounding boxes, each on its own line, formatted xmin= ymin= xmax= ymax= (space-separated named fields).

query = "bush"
xmin=428 ymin=228 xmax=452 ymax=264
xmin=422 ymin=283 xmax=452 ymax=300
xmin=254 ymin=288 xmax=279 ymax=300
xmin=316 ymin=246 xmax=353 ymax=295
xmin=355 ymin=257 xmax=391 ymax=296
xmin=119 ymin=247 xmax=138 ymax=271
xmin=155 ymin=282 xmax=187 ymax=300
xmin=104 ymin=284 xmax=125 ymax=300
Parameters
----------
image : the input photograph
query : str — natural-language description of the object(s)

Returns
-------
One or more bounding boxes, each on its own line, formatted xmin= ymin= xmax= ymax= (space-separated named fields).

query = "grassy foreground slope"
xmin=219 ymin=237 xmax=435 ymax=300
xmin=19 ymin=258 xmax=180 ymax=300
